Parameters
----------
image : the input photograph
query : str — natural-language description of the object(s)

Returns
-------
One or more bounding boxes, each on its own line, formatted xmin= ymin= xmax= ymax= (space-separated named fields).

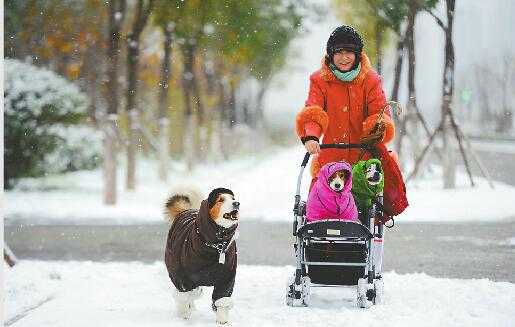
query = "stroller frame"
xmin=286 ymin=143 xmax=385 ymax=308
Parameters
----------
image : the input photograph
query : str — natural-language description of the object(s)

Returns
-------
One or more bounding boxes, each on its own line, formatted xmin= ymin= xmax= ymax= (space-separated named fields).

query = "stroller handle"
xmin=301 ymin=143 xmax=367 ymax=167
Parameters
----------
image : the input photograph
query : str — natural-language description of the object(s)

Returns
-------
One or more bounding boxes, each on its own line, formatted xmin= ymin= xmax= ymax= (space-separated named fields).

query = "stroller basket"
xmin=305 ymin=242 xmax=367 ymax=285
xmin=299 ymin=220 xmax=372 ymax=285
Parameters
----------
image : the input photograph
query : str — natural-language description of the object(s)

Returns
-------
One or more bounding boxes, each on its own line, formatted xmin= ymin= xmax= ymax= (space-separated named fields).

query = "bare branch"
xmin=427 ymin=10 xmax=446 ymax=30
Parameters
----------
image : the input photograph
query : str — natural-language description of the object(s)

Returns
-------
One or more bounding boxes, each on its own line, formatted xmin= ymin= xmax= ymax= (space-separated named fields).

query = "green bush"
xmin=4 ymin=59 xmax=98 ymax=188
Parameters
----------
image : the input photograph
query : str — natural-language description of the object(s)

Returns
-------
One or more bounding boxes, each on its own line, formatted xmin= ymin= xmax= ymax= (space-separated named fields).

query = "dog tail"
xmin=164 ymin=195 xmax=192 ymax=222
xmin=164 ymin=186 xmax=203 ymax=222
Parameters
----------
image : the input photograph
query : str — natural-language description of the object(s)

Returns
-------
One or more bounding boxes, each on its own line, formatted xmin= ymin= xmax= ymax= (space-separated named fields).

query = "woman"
xmin=296 ymin=25 xmax=396 ymax=178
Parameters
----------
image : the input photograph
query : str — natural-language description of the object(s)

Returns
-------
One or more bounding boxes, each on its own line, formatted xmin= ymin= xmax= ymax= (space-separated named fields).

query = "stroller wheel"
xmin=286 ymin=276 xmax=298 ymax=307
xmin=286 ymin=276 xmax=311 ymax=307
xmin=357 ymin=277 xmax=374 ymax=308
xmin=301 ymin=276 xmax=311 ymax=306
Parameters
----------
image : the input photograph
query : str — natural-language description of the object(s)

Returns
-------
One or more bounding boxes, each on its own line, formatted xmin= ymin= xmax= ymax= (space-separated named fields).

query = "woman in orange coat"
xmin=296 ymin=25 xmax=396 ymax=279
xmin=296 ymin=25 xmax=395 ymax=178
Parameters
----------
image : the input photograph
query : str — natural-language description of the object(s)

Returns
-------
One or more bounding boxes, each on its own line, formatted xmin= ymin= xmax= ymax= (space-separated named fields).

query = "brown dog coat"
xmin=165 ymin=200 xmax=237 ymax=304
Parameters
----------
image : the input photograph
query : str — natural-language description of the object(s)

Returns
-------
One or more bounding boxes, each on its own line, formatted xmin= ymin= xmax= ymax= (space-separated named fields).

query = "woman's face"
xmin=332 ymin=50 xmax=356 ymax=72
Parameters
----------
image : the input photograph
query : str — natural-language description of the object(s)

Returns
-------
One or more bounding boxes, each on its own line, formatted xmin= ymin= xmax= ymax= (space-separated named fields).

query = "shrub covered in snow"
xmin=4 ymin=59 xmax=100 ymax=188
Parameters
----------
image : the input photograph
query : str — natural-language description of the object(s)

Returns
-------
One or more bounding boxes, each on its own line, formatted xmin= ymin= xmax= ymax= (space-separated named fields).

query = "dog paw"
xmin=176 ymin=301 xmax=193 ymax=320
xmin=214 ymin=297 xmax=232 ymax=324
xmin=215 ymin=306 xmax=229 ymax=324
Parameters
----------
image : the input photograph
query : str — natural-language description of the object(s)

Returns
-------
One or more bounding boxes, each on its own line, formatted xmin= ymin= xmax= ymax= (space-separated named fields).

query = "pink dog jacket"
xmin=306 ymin=161 xmax=358 ymax=223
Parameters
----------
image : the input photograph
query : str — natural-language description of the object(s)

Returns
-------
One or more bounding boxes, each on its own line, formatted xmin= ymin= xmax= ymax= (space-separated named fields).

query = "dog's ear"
xmin=343 ymin=170 xmax=350 ymax=181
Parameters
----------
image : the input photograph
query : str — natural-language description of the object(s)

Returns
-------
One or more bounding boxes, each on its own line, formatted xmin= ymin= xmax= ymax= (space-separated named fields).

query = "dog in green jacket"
xmin=351 ymin=159 xmax=384 ymax=215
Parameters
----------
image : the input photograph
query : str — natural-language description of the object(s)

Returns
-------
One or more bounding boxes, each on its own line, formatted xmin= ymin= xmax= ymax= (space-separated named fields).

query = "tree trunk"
xmin=190 ymin=48 xmax=206 ymax=161
xmin=126 ymin=42 xmax=139 ymax=190
xmin=405 ymin=0 xmax=421 ymax=166
xmin=126 ymin=0 xmax=153 ymax=190
xmin=181 ymin=44 xmax=195 ymax=170
xmin=442 ymin=0 xmax=456 ymax=188
xmin=203 ymin=51 xmax=216 ymax=97
xmin=104 ymin=115 xmax=119 ymax=204
xmin=216 ymin=67 xmax=230 ymax=160
xmin=158 ymin=23 xmax=174 ymax=181
xmin=390 ymin=32 xmax=405 ymax=104
xmin=104 ymin=0 xmax=126 ymax=205
xmin=391 ymin=32 xmax=405 ymax=156
xmin=254 ymin=76 xmax=272 ymax=128
xmin=375 ymin=24 xmax=383 ymax=76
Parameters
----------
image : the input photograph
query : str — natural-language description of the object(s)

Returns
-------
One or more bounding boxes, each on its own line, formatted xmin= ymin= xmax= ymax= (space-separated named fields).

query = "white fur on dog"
xmin=173 ymin=287 xmax=203 ymax=320
xmin=212 ymin=194 xmax=239 ymax=229
xmin=365 ymin=163 xmax=383 ymax=185
xmin=328 ymin=173 xmax=345 ymax=192
xmin=214 ymin=297 xmax=233 ymax=324
xmin=214 ymin=297 xmax=234 ymax=309
xmin=167 ymin=184 xmax=204 ymax=210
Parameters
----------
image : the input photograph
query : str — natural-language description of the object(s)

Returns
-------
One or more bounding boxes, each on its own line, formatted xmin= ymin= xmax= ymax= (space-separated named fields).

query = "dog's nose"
xmin=233 ymin=201 xmax=240 ymax=208
xmin=335 ymin=183 xmax=341 ymax=189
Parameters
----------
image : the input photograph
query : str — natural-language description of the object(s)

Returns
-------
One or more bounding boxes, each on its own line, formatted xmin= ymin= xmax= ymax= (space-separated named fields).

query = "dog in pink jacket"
xmin=306 ymin=161 xmax=358 ymax=223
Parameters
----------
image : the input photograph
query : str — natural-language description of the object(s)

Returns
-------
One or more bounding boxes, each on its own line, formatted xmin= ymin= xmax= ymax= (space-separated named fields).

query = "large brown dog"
xmin=164 ymin=188 xmax=240 ymax=324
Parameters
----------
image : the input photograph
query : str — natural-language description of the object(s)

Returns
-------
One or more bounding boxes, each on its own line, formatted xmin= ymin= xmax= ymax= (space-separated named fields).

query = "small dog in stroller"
xmin=306 ymin=161 xmax=358 ymax=223
xmin=352 ymin=158 xmax=385 ymax=223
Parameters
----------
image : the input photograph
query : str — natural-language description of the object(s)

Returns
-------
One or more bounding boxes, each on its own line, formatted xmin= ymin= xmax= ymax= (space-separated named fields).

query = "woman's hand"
xmin=304 ymin=140 xmax=321 ymax=155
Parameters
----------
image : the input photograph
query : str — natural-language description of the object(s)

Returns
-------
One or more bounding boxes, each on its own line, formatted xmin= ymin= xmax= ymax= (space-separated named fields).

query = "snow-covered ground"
xmin=4 ymin=146 xmax=515 ymax=325
xmin=4 ymin=146 xmax=515 ymax=225
xmin=5 ymin=260 xmax=515 ymax=327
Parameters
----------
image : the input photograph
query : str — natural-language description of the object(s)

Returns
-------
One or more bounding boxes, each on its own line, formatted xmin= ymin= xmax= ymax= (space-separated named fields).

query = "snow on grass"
xmin=4 ymin=261 xmax=515 ymax=327
xmin=4 ymin=146 xmax=515 ymax=225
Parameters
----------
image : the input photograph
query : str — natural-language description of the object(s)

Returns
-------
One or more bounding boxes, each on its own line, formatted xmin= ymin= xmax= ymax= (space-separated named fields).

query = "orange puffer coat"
xmin=296 ymin=53 xmax=395 ymax=177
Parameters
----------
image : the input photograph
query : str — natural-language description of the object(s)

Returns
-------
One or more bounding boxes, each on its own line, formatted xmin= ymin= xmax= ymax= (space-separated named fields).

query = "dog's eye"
xmin=218 ymin=198 xmax=224 ymax=202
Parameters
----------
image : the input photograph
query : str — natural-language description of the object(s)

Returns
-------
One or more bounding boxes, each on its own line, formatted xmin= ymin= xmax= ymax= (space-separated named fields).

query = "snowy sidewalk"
xmin=5 ymin=146 xmax=515 ymax=225
xmin=5 ymin=261 xmax=515 ymax=326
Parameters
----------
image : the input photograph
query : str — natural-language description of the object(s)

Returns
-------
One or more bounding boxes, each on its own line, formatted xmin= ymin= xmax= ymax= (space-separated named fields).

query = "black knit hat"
xmin=326 ymin=25 xmax=364 ymax=69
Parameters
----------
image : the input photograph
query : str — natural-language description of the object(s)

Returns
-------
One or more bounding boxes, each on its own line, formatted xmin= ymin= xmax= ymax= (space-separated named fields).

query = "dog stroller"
xmin=286 ymin=143 xmax=385 ymax=308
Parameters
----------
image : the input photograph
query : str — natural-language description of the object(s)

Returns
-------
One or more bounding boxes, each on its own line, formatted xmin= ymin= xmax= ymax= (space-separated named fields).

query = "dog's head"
xmin=207 ymin=188 xmax=240 ymax=228
xmin=327 ymin=170 xmax=349 ymax=192
xmin=365 ymin=163 xmax=383 ymax=186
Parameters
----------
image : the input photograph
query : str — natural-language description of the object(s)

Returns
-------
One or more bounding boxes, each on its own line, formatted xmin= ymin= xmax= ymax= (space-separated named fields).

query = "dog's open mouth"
xmin=223 ymin=210 xmax=239 ymax=221
xmin=367 ymin=174 xmax=382 ymax=185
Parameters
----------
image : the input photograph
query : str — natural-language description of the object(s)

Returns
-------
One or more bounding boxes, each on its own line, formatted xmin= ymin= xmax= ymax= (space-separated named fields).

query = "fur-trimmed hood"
xmin=319 ymin=53 xmax=373 ymax=84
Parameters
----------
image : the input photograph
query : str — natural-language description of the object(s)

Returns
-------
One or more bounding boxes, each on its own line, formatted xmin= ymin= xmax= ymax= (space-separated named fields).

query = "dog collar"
xmin=196 ymin=227 xmax=231 ymax=252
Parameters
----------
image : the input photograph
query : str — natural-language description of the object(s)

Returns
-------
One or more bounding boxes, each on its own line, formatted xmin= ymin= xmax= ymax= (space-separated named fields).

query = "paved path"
xmin=459 ymin=141 xmax=515 ymax=186
xmin=5 ymin=220 xmax=515 ymax=283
